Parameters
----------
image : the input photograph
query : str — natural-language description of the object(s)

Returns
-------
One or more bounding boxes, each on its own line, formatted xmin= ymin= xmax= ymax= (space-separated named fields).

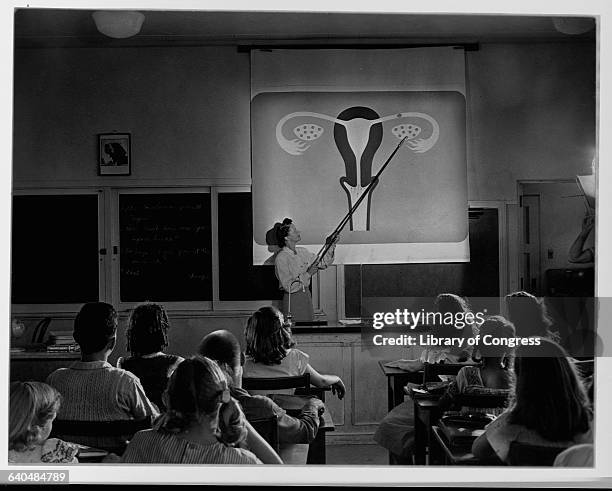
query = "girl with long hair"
xmin=122 ymin=355 xmax=281 ymax=464
xmin=472 ymin=338 xmax=592 ymax=463
xmin=243 ymin=305 xmax=345 ymax=398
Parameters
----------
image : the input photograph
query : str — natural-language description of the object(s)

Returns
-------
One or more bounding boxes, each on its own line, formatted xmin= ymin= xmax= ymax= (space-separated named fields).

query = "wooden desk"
xmin=430 ymin=426 xmax=481 ymax=465
xmin=378 ymin=361 xmax=423 ymax=411
xmin=270 ymin=394 xmax=334 ymax=465
xmin=411 ymin=390 xmax=442 ymax=465
xmin=10 ymin=351 xmax=80 ymax=382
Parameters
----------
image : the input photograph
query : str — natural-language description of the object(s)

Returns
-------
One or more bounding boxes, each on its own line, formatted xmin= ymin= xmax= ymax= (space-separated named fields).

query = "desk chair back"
xmin=243 ymin=373 xmax=311 ymax=392
xmin=51 ymin=417 xmax=152 ymax=455
xmin=242 ymin=373 xmax=327 ymax=401
xmin=248 ymin=415 xmax=279 ymax=453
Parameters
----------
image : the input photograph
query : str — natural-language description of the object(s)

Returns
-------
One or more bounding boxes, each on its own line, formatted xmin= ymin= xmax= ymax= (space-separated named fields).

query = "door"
xmin=519 ymin=194 xmax=541 ymax=295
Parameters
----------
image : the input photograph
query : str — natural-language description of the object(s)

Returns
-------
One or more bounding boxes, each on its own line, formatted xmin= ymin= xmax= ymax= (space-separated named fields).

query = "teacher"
xmin=274 ymin=218 xmax=339 ymax=323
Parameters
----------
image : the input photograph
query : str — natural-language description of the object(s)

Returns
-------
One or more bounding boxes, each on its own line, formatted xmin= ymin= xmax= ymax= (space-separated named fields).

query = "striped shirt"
xmin=121 ymin=429 xmax=262 ymax=464
xmin=46 ymin=360 xmax=159 ymax=449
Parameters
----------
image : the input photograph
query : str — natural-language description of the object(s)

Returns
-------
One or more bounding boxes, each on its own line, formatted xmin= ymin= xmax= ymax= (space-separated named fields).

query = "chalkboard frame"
xmin=111 ymin=188 xmax=213 ymax=311
xmin=11 ymin=188 xmax=105 ymax=313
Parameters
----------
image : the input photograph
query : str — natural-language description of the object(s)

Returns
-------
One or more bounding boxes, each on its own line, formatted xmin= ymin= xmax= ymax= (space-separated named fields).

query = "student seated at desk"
xmin=199 ymin=329 xmax=324 ymax=444
xmin=385 ymin=294 xmax=478 ymax=374
xmin=438 ymin=316 xmax=514 ymax=416
xmin=46 ymin=302 xmax=159 ymax=450
xmin=505 ymin=291 xmax=560 ymax=341
xmin=420 ymin=294 xmax=479 ymax=365
xmin=9 ymin=381 xmax=78 ymax=464
xmin=374 ymin=293 xmax=478 ymax=464
xmin=117 ymin=302 xmax=184 ymax=412
xmin=243 ymin=306 xmax=345 ymax=399
xmin=122 ymin=356 xmax=275 ymax=465
xmin=472 ymin=339 xmax=592 ymax=465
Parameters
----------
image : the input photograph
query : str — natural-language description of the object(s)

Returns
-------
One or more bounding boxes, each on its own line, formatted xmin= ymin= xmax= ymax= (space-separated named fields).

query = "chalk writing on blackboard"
xmin=119 ymin=193 xmax=212 ymax=302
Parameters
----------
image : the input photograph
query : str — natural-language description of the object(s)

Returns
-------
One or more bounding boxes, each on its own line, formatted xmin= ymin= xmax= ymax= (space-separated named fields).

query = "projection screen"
xmin=251 ymin=47 xmax=469 ymax=264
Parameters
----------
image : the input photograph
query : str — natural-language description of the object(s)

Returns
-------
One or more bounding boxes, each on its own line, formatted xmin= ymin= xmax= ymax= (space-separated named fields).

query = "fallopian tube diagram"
xmin=275 ymin=107 xmax=440 ymax=231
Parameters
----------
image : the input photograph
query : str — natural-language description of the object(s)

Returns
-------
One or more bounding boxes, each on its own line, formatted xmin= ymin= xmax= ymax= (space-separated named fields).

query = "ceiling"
xmin=14 ymin=9 xmax=596 ymax=49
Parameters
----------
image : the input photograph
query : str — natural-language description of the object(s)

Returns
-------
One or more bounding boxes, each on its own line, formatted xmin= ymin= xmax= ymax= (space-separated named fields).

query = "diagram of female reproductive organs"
xmin=275 ymin=108 xmax=440 ymax=231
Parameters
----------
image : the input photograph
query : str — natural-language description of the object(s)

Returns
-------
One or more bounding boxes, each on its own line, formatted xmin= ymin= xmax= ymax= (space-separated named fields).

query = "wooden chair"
xmin=507 ymin=441 xmax=568 ymax=466
xmin=242 ymin=373 xmax=325 ymax=401
xmin=50 ymin=417 xmax=152 ymax=455
xmin=242 ymin=374 xmax=330 ymax=464
xmin=243 ymin=373 xmax=311 ymax=392
xmin=248 ymin=415 xmax=279 ymax=453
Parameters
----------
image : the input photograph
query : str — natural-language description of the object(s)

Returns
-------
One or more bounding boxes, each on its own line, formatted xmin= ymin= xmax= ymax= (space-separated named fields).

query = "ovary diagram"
xmin=276 ymin=107 xmax=440 ymax=231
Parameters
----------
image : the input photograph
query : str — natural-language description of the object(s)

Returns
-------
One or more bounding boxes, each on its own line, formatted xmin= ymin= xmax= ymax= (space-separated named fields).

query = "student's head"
xmin=9 ymin=382 xmax=61 ymax=451
xmin=162 ymin=356 xmax=247 ymax=445
xmin=245 ymin=306 xmax=295 ymax=365
xmin=510 ymin=338 xmax=591 ymax=441
xmin=126 ymin=302 xmax=170 ymax=356
xmin=505 ymin=291 xmax=553 ymax=338
xmin=73 ymin=302 xmax=117 ymax=355
xmin=476 ymin=315 xmax=516 ymax=359
xmin=198 ymin=330 xmax=244 ymax=385
xmin=434 ymin=293 xmax=470 ymax=314
xmin=275 ymin=217 xmax=300 ymax=247
xmin=431 ymin=293 xmax=472 ymax=336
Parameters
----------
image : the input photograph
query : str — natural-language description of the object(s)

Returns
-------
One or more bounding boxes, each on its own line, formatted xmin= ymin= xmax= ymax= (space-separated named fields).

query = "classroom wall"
xmin=521 ymin=181 xmax=595 ymax=294
xmin=13 ymin=42 xmax=596 ymax=199
xmin=10 ymin=41 xmax=597 ymax=443
xmin=13 ymin=47 xmax=251 ymax=184
xmin=466 ymin=43 xmax=596 ymax=201
xmin=11 ymin=313 xmax=250 ymax=365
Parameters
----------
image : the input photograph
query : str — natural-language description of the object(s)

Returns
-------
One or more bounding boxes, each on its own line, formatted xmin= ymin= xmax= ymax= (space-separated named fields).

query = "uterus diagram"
xmin=276 ymin=106 xmax=440 ymax=231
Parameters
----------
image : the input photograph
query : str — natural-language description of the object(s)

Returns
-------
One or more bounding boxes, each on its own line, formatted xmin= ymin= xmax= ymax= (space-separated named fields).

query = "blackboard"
xmin=119 ymin=193 xmax=212 ymax=302
xmin=12 ymin=194 xmax=99 ymax=304
xmin=345 ymin=208 xmax=500 ymax=317
xmin=218 ymin=192 xmax=282 ymax=301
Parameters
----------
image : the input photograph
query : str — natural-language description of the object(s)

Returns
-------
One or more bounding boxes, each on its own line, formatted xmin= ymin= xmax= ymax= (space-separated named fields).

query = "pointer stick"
xmin=309 ymin=136 xmax=409 ymax=269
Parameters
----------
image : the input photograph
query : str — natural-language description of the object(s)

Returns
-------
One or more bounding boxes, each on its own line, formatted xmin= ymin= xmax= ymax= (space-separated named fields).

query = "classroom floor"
xmin=326 ymin=443 xmax=388 ymax=466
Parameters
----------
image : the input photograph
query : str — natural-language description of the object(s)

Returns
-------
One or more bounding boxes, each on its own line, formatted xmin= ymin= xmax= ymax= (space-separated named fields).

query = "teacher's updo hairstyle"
xmin=275 ymin=218 xmax=293 ymax=247
xmin=160 ymin=356 xmax=247 ymax=446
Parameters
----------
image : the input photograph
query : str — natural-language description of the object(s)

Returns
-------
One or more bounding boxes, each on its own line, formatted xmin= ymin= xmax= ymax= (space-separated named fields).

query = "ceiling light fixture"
xmin=92 ymin=11 xmax=145 ymax=39
xmin=551 ymin=17 xmax=595 ymax=35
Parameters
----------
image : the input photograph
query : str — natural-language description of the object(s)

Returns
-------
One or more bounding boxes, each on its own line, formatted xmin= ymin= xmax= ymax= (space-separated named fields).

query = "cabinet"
xmin=10 ymin=352 xmax=80 ymax=382
xmin=294 ymin=329 xmax=416 ymax=443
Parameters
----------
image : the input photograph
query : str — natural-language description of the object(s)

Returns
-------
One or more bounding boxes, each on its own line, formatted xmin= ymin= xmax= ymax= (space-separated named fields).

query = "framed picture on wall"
xmin=98 ymin=133 xmax=131 ymax=175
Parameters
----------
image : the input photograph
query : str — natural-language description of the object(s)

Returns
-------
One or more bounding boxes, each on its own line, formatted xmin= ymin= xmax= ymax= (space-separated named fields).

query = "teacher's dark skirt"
xmin=282 ymin=289 xmax=314 ymax=323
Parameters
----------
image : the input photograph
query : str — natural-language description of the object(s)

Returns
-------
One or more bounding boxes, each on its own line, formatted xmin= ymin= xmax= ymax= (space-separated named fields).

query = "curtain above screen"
xmin=251 ymin=47 xmax=468 ymax=264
